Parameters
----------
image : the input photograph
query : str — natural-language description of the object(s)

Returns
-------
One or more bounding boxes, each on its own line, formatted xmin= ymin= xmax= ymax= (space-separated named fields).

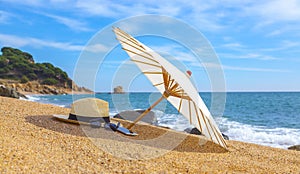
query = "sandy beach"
xmin=0 ymin=96 xmax=299 ymax=173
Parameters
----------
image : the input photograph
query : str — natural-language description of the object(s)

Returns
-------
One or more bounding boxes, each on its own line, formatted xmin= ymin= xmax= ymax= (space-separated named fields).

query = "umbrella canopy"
xmin=113 ymin=27 xmax=227 ymax=149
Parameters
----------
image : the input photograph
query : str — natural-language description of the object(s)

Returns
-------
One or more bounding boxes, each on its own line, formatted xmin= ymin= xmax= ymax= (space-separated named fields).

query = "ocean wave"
xmin=154 ymin=110 xmax=193 ymax=131
xmin=220 ymin=117 xmax=300 ymax=149
xmin=109 ymin=110 xmax=118 ymax=117
xmin=153 ymin=110 xmax=300 ymax=149
xmin=24 ymin=95 xmax=41 ymax=102
xmin=24 ymin=95 xmax=67 ymax=108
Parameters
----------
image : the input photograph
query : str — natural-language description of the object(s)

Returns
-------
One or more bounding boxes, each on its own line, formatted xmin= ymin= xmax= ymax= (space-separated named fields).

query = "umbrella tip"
xmin=186 ymin=70 xmax=192 ymax=77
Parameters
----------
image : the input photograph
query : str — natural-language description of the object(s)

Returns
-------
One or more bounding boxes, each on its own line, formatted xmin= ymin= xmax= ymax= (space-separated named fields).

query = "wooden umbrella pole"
xmin=127 ymin=94 xmax=167 ymax=130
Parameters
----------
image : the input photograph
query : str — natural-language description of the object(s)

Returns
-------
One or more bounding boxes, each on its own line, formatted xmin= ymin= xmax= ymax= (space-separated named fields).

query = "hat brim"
xmin=53 ymin=114 xmax=91 ymax=125
xmin=53 ymin=115 xmax=122 ymax=127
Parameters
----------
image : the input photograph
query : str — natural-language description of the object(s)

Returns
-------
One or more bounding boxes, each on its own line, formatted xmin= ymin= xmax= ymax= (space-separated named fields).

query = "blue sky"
xmin=1 ymin=0 xmax=300 ymax=92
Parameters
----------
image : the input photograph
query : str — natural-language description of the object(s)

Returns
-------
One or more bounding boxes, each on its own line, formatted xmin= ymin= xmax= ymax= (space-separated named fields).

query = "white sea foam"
xmin=56 ymin=104 xmax=67 ymax=107
xmin=154 ymin=110 xmax=300 ymax=149
xmin=154 ymin=110 xmax=193 ymax=131
xmin=109 ymin=111 xmax=118 ymax=117
xmin=220 ymin=117 xmax=300 ymax=149
xmin=24 ymin=95 xmax=66 ymax=107
xmin=24 ymin=95 xmax=41 ymax=102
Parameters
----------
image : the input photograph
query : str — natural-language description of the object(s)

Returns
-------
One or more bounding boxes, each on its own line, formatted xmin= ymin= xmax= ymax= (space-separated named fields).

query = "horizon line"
xmin=94 ymin=90 xmax=300 ymax=93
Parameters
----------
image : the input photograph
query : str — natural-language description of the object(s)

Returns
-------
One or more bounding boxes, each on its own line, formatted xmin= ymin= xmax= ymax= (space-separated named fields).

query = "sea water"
xmin=26 ymin=92 xmax=300 ymax=149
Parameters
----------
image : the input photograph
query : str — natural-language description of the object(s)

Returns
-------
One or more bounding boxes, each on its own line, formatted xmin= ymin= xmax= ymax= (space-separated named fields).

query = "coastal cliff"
xmin=0 ymin=80 xmax=92 ymax=95
xmin=0 ymin=47 xmax=92 ymax=96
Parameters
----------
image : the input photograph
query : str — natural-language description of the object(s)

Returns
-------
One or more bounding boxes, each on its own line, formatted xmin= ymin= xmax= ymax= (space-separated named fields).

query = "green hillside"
xmin=0 ymin=47 xmax=72 ymax=87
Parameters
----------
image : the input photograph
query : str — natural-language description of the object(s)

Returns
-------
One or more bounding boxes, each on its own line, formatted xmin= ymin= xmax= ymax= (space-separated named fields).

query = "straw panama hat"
xmin=53 ymin=98 xmax=110 ymax=126
xmin=53 ymin=98 xmax=137 ymax=136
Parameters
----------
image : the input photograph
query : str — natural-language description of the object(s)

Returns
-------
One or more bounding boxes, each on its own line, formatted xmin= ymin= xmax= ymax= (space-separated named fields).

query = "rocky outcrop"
xmin=113 ymin=86 xmax=125 ymax=94
xmin=184 ymin=127 xmax=202 ymax=135
xmin=0 ymin=80 xmax=93 ymax=95
xmin=0 ymin=85 xmax=27 ymax=99
xmin=288 ymin=145 xmax=300 ymax=151
xmin=184 ymin=127 xmax=229 ymax=140
xmin=222 ymin=133 xmax=229 ymax=140
xmin=113 ymin=110 xmax=157 ymax=125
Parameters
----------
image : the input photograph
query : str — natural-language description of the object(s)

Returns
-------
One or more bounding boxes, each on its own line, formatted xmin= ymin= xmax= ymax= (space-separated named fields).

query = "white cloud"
xmin=255 ymin=0 xmax=300 ymax=22
xmin=0 ymin=33 xmax=83 ymax=51
xmin=48 ymin=14 xmax=90 ymax=32
xmin=0 ymin=0 xmax=234 ymax=32
xmin=219 ymin=53 xmax=280 ymax=61
xmin=73 ymin=0 xmax=224 ymax=31
xmin=75 ymin=0 xmax=118 ymax=17
xmin=3 ymin=0 xmax=300 ymax=33
xmin=266 ymin=29 xmax=283 ymax=37
xmin=259 ymin=40 xmax=300 ymax=52
xmin=35 ymin=12 xmax=91 ymax=32
xmin=1 ymin=0 xmax=43 ymax=6
xmin=84 ymin=44 xmax=110 ymax=53
xmin=75 ymin=0 xmax=181 ymax=18
xmin=0 ymin=11 xmax=11 ymax=23
xmin=218 ymin=39 xmax=300 ymax=61
xmin=199 ymin=62 xmax=288 ymax=72
xmin=246 ymin=0 xmax=300 ymax=32
xmin=281 ymin=40 xmax=300 ymax=48
xmin=220 ymin=42 xmax=245 ymax=49
xmin=222 ymin=65 xmax=289 ymax=72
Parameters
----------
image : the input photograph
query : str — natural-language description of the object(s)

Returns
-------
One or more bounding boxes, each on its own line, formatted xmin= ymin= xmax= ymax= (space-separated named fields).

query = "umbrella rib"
xmin=172 ymin=88 xmax=184 ymax=94
xmin=170 ymin=93 xmax=191 ymax=100
xmin=207 ymin=119 xmax=226 ymax=148
xmin=143 ymin=71 xmax=163 ymax=74
xmin=131 ymin=59 xmax=161 ymax=68
xmin=169 ymin=83 xmax=179 ymax=92
xmin=122 ymin=48 xmax=159 ymax=65
xmin=162 ymin=69 xmax=169 ymax=89
xmin=167 ymin=75 xmax=172 ymax=89
xmin=171 ymin=88 xmax=188 ymax=98
xmin=119 ymin=39 xmax=151 ymax=56
xmin=168 ymin=79 xmax=175 ymax=89
xmin=118 ymin=34 xmax=139 ymax=48
xmin=115 ymin=28 xmax=139 ymax=46
xmin=169 ymin=87 xmax=190 ymax=100
xmin=119 ymin=40 xmax=156 ymax=62
xmin=198 ymin=108 xmax=214 ymax=141
xmin=208 ymin=119 xmax=227 ymax=147
xmin=117 ymin=28 xmax=139 ymax=45
xmin=173 ymin=91 xmax=188 ymax=97
xmin=178 ymin=97 xmax=183 ymax=113
xmin=217 ymin=129 xmax=227 ymax=147
xmin=188 ymin=99 xmax=192 ymax=124
xmin=115 ymin=27 xmax=132 ymax=38
xmin=219 ymin=130 xmax=228 ymax=147
xmin=153 ymin=82 xmax=164 ymax=87
xmin=193 ymin=102 xmax=203 ymax=132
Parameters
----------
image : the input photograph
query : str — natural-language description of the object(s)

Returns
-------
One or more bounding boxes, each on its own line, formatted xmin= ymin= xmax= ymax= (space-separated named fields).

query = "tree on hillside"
xmin=0 ymin=47 xmax=73 ymax=87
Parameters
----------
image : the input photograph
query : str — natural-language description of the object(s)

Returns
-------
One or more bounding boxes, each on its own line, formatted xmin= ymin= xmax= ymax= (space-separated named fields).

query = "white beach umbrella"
xmin=113 ymin=27 xmax=227 ymax=149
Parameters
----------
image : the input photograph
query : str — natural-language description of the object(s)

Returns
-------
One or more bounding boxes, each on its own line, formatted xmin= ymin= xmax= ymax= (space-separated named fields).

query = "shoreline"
xmin=1 ymin=96 xmax=300 ymax=173
xmin=22 ymin=91 xmax=94 ymax=95
xmin=23 ymin=93 xmax=299 ymax=150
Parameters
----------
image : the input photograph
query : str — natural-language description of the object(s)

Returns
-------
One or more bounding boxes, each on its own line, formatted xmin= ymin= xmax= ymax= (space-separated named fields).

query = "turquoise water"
xmin=27 ymin=92 xmax=300 ymax=149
